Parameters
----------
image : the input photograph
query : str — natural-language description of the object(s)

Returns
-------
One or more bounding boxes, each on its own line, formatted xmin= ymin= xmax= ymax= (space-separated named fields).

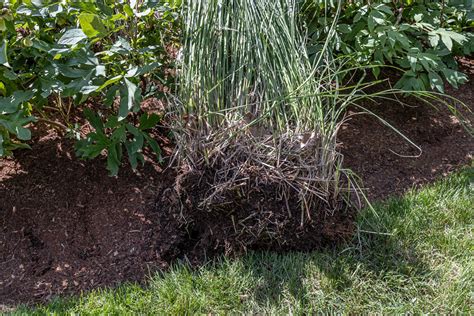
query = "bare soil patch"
xmin=0 ymin=75 xmax=473 ymax=306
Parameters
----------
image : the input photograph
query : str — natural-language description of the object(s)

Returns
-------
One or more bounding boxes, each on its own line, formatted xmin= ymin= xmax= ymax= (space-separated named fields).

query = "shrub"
xmin=303 ymin=0 xmax=474 ymax=92
xmin=0 ymin=0 xmax=180 ymax=174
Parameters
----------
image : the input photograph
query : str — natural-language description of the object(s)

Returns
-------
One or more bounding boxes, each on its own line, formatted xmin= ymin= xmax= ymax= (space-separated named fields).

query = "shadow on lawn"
xmin=241 ymin=195 xmax=436 ymax=309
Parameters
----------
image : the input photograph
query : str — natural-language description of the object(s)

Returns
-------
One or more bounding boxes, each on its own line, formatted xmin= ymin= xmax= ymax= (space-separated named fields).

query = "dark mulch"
xmin=339 ymin=74 xmax=473 ymax=201
xmin=0 ymin=75 xmax=473 ymax=306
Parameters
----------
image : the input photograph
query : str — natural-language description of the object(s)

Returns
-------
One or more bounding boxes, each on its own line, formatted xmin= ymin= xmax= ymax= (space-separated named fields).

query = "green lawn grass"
xmin=13 ymin=168 xmax=474 ymax=315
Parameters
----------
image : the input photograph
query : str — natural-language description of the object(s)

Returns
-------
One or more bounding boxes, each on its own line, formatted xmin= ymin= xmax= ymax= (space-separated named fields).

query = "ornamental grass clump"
xmin=166 ymin=0 xmax=472 ymax=252
xmin=173 ymin=0 xmax=357 ymax=225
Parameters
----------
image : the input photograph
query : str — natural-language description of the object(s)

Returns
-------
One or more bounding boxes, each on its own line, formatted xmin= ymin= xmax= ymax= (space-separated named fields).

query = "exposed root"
xmin=161 ymin=122 xmax=356 ymax=255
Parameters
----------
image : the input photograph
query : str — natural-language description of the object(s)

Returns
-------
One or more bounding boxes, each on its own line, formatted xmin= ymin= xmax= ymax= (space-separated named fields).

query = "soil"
xmin=339 ymin=72 xmax=474 ymax=201
xmin=1 ymin=74 xmax=473 ymax=306
xmin=160 ymin=168 xmax=355 ymax=262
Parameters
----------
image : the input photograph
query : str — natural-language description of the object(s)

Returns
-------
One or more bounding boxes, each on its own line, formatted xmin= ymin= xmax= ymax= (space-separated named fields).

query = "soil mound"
xmin=158 ymin=168 xmax=355 ymax=261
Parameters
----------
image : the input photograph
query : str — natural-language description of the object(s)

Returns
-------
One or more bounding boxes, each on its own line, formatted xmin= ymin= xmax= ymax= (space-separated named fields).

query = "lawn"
xmin=12 ymin=167 xmax=473 ymax=315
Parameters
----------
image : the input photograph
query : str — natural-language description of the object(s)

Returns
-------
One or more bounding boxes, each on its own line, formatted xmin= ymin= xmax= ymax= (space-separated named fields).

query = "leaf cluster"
xmin=0 ymin=0 xmax=180 ymax=174
xmin=303 ymin=0 xmax=474 ymax=92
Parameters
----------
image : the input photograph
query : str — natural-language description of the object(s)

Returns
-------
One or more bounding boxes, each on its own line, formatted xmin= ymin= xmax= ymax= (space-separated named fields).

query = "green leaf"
xmin=58 ymin=29 xmax=88 ymax=45
xmin=111 ymin=125 xmax=127 ymax=142
xmin=0 ymin=134 xmax=4 ymax=156
xmin=144 ymin=134 xmax=162 ymax=163
xmin=2 ymin=69 xmax=18 ymax=80
xmin=0 ymin=39 xmax=9 ymax=67
xmin=368 ymin=10 xmax=385 ymax=33
xmin=0 ymin=91 xmax=34 ymax=114
xmin=375 ymin=4 xmax=393 ymax=15
xmin=123 ymin=4 xmax=134 ymax=17
xmin=441 ymin=34 xmax=453 ymax=51
xmin=118 ymin=78 xmax=139 ymax=121
xmin=372 ymin=66 xmax=380 ymax=78
xmin=125 ymin=62 xmax=162 ymax=78
xmin=80 ymin=85 xmax=100 ymax=95
xmin=75 ymin=133 xmax=109 ymax=159
xmin=337 ymin=24 xmax=352 ymax=34
xmin=97 ymin=75 xmax=123 ymax=92
xmin=107 ymin=142 xmax=122 ymax=176
xmin=83 ymin=108 xmax=104 ymax=132
xmin=126 ymin=142 xmax=139 ymax=170
xmin=104 ymin=86 xmax=119 ymax=107
xmin=15 ymin=126 xmax=31 ymax=140
xmin=442 ymin=69 xmax=468 ymax=89
xmin=78 ymin=12 xmax=108 ymax=38
xmin=428 ymin=72 xmax=444 ymax=93
xmin=57 ymin=64 xmax=93 ymax=78
xmin=139 ymin=113 xmax=160 ymax=130
xmin=437 ymin=29 xmax=466 ymax=45
xmin=429 ymin=34 xmax=439 ymax=47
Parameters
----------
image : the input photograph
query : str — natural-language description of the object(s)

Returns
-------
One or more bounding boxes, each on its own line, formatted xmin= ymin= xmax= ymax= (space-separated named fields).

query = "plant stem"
xmin=37 ymin=117 xmax=69 ymax=131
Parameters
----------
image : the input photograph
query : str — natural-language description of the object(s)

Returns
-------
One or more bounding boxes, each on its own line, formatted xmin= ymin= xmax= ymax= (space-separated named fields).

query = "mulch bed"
xmin=1 ymin=75 xmax=473 ymax=306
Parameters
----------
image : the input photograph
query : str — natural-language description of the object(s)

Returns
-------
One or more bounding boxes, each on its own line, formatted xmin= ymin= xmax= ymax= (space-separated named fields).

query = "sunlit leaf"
xmin=58 ymin=29 xmax=88 ymax=45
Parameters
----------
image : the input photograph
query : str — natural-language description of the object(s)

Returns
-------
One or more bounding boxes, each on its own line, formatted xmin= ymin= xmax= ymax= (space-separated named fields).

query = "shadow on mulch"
xmin=0 ymin=76 xmax=473 ymax=306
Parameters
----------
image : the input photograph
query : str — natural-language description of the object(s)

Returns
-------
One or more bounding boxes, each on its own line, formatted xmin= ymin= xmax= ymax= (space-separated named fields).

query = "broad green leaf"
xmin=97 ymin=75 xmax=123 ymax=92
xmin=107 ymin=143 xmax=122 ymax=176
xmin=15 ymin=126 xmax=31 ymax=140
xmin=102 ymin=116 xmax=118 ymax=129
xmin=80 ymin=85 xmax=100 ymax=95
xmin=96 ymin=65 xmax=106 ymax=77
xmin=375 ymin=4 xmax=393 ymax=15
xmin=2 ymin=69 xmax=18 ymax=80
xmin=368 ymin=10 xmax=385 ymax=33
xmin=57 ymin=64 xmax=92 ymax=78
xmin=144 ymin=134 xmax=162 ymax=162
xmin=126 ymin=141 xmax=139 ymax=169
xmin=78 ymin=12 xmax=108 ymax=38
xmin=437 ymin=29 xmax=466 ymax=44
xmin=111 ymin=125 xmax=127 ymax=142
xmin=372 ymin=66 xmax=380 ymax=78
xmin=0 ymin=39 xmax=8 ymax=67
xmin=139 ymin=113 xmax=160 ymax=130
xmin=104 ymin=86 xmax=119 ymax=107
xmin=442 ymin=69 xmax=468 ymax=89
xmin=428 ymin=71 xmax=444 ymax=93
xmin=83 ymin=108 xmax=104 ymax=132
xmin=337 ymin=24 xmax=351 ymax=34
xmin=441 ymin=34 xmax=453 ymax=51
xmin=123 ymin=4 xmax=134 ymax=17
xmin=136 ymin=8 xmax=152 ymax=18
xmin=15 ymin=5 xmax=33 ymax=15
xmin=0 ymin=91 xmax=34 ymax=114
xmin=58 ymin=29 xmax=87 ymax=45
xmin=125 ymin=125 xmax=144 ymax=154
xmin=118 ymin=78 xmax=139 ymax=121
xmin=429 ymin=34 xmax=439 ymax=47
xmin=76 ymin=132 xmax=109 ymax=159
xmin=125 ymin=62 xmax=161 ymax=78
xmin=407 ymin=54 xmax=418 ymax=72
